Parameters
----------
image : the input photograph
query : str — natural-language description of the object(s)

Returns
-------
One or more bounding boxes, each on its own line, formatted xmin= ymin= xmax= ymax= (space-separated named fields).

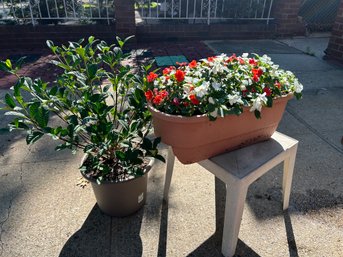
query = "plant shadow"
xmin=59 ymin=204 xmax=145 ymax=257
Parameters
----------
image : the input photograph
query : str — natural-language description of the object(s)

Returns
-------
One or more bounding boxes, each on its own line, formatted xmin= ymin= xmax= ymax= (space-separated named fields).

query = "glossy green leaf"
xmin=26 ymin=131 xmax=44 ymax=144
xmin=5 ymin=94 xmax=16 ymax=108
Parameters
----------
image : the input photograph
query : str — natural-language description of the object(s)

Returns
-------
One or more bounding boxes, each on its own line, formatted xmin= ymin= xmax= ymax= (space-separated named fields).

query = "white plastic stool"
xmin=163 ymin=131 xmax=298 ymax=257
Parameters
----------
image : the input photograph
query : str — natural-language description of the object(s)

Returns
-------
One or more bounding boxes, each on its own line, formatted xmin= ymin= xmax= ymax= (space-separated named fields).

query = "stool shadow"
xmin=186 ymin=178 xmax=297 ymax=257
xmin=157 ymin=201 xmax=169 ymax=257
xmin=284 ymin=211 xmax=299 ymax=257
xmin=157 ymin=178 xmax=261 ymax=257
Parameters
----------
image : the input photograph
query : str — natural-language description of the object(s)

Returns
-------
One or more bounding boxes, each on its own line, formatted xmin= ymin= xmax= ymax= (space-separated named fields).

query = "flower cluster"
xmin=145 ymin=53 xmax=303 ymax=119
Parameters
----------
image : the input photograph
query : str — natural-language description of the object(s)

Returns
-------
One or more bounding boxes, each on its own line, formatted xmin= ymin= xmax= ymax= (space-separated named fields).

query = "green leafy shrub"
xmin=0 ymin=36 xmax=164 ymax=184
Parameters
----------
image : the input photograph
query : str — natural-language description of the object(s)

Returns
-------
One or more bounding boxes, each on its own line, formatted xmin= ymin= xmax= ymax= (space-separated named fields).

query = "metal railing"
xmin=136 ymin=0 xmax=274 ymax=25
xmin=0 ymin=0 xmax=115 ymax=25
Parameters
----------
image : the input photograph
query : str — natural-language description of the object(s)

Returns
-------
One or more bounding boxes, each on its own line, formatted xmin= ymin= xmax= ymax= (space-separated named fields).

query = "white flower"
xmin=194 ymin=82 xmax=210 ymax=98
xmin=154 ymin=80 xmax=159 ymax=86
xmin=242 ymin=80 xmax=249 ymax=86
xmin=208 ymin=97 xmax=215 ymax=104
xmin=211 ymin=82 xmax=222 ymax=91
xmin=228 ymin=93 xmax=244 ymax=106
xmin=212 ymin=62 xmax=224 ymax=74
xmin=250 ymin=93 xmax=268 ymax=112
xmin=210 ymin=108 xmax=218 ymax=118
xmin=192 ymin=78 xmax=200 ymax=84
xmin=183 ymin=83 xmax=194 ymax=94
xmin=294 ymin=79 xmax=303 ymax=93
xmin=242 ymin=53 xmax=249 ymax=58
xmin=240 ymin=85 xmax=246 ymax=91
xmin=184 ymin=76 xmax=193 ymax=83
xmin=216 ymin=54 xmax=227 ymax=61
xmin=194 ymin=71 xmax=202 ymax=77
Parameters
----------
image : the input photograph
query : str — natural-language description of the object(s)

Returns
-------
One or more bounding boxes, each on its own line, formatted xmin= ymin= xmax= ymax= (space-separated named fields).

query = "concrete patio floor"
xmin=0 ymin=35 xmax=343 ymax=257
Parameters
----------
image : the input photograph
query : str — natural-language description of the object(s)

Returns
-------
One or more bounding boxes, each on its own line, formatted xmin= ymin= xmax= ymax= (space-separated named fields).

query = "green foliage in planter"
xmin=0 ymin=36 xmax=164 ymax=184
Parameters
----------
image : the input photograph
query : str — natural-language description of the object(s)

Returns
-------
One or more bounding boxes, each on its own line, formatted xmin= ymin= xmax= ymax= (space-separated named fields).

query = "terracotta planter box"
xmin=149 ymin=94 xmax=292 ymax=164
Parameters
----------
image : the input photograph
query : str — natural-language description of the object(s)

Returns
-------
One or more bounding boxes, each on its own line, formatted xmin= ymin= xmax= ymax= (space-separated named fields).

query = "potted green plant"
xmin=144 ymin=54 xmax=303 ymax=164
xmin=0 ymin=36 xmax=164 ymax=217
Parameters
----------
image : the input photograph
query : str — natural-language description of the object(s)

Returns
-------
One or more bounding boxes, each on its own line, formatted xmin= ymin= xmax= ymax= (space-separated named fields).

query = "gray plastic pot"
xmin=81 ymin=156 xmax=154 ymax=217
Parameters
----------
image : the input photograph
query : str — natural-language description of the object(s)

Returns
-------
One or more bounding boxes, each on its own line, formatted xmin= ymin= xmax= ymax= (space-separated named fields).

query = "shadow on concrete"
xmin=181 ymin=178 xmax=300 ymax=257
xmin=157 ymin=201 xmax=168 ymax=257
xmin=157 ymin=178 xmax=261 ymax=257
xmin=59 ymin=205 xmax=112 ymax=257
xmin=59 ymin=204 xmax=145 ymax=257
xmin=284 ymin=211 xmax=299 ymax=257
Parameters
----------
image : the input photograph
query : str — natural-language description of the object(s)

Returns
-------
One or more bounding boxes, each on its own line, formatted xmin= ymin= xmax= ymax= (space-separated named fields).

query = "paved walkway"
xmin=1 ymin=36 xmax=343 ymax=257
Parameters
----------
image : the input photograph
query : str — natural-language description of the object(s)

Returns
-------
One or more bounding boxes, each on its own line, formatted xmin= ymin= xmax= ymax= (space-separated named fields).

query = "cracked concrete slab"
xmin=1 ymin=160 xmax=97 ymax=257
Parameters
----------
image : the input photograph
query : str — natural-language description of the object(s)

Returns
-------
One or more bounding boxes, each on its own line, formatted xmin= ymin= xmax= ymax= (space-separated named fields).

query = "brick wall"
xmin=272 ymin=0 xmax=306 ymax=36
xmin=325 ymin=0 xmax=343 ymax=62
xmin=0 ymin=25 xmax=117 ymax=50
xmin=137 ymin=23 xmax=277 ymax=42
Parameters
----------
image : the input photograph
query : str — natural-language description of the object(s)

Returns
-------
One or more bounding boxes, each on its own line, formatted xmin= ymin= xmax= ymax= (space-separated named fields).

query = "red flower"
xmin=249 ymin=58 xmax=258 ymax=66
xmin=189 ymin=60 xmax=197 ymax=68
xmin=227 ymin=54 xmax=237 ymax=63
xmin=275 ymin=81 xmax=281 ymax=89
xmin=263 ymin=87 xmax=272 ymax=96
xmin=147 ymin=72 xmax=158 ymax=83
xmin=160 ymin=90 xmax=168 ymax=99
xmin=176 ymin=62 xmax=187 ymax=66
xmin=163 ymin=67 xmax=171 ymax=75
xmin=252 ymin=68 xmax=263 ymax=77
xmin=151 ymin=90 xmax=169 ymax=105
xmin=252 ymin=74 xmax=259 ymax=82
xmin=175 ymin=70 xmax=185 ymax=82
xmin=242 ymin=89 xmax=248 ymax=97
xmin=238 ymin=58 xmax=245 ymax=65
xmin=189 ymin=94 xmax=200 ymax=105
xmin=173 ymin=97 xmax=180 ymax=106
xmin=208 ymin=56 xmax=215 ymax=62
xmin=145 ymin=90 xmax=153 ymax=101
xmin=153 ymin=95 xmax=163 ymax=105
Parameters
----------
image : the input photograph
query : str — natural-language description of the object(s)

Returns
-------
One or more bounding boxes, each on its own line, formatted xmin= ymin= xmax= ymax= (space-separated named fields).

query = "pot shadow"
xmin=59 ymin=204 xmax=145 ymax=257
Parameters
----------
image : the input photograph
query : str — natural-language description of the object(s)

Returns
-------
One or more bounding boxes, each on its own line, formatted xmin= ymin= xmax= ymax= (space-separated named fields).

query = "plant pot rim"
xmin=148 ymin=93 xmax=293 ymax=123
xmin=80 ymin=155 xmax=155 ymax=184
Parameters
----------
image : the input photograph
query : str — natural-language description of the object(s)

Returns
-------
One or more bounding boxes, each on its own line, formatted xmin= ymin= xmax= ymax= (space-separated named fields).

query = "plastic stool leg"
xmin=221 ymin=183 xmax=248 ymax=257
xmin=163 ymin=147 xmax=175 ymax=202
xmin=282 ymin=145 xmax=298 ymax=210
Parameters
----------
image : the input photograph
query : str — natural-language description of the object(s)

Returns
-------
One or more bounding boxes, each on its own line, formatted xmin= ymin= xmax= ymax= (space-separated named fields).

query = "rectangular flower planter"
xmin=149 ymin=94 xmax=292 ymax=164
